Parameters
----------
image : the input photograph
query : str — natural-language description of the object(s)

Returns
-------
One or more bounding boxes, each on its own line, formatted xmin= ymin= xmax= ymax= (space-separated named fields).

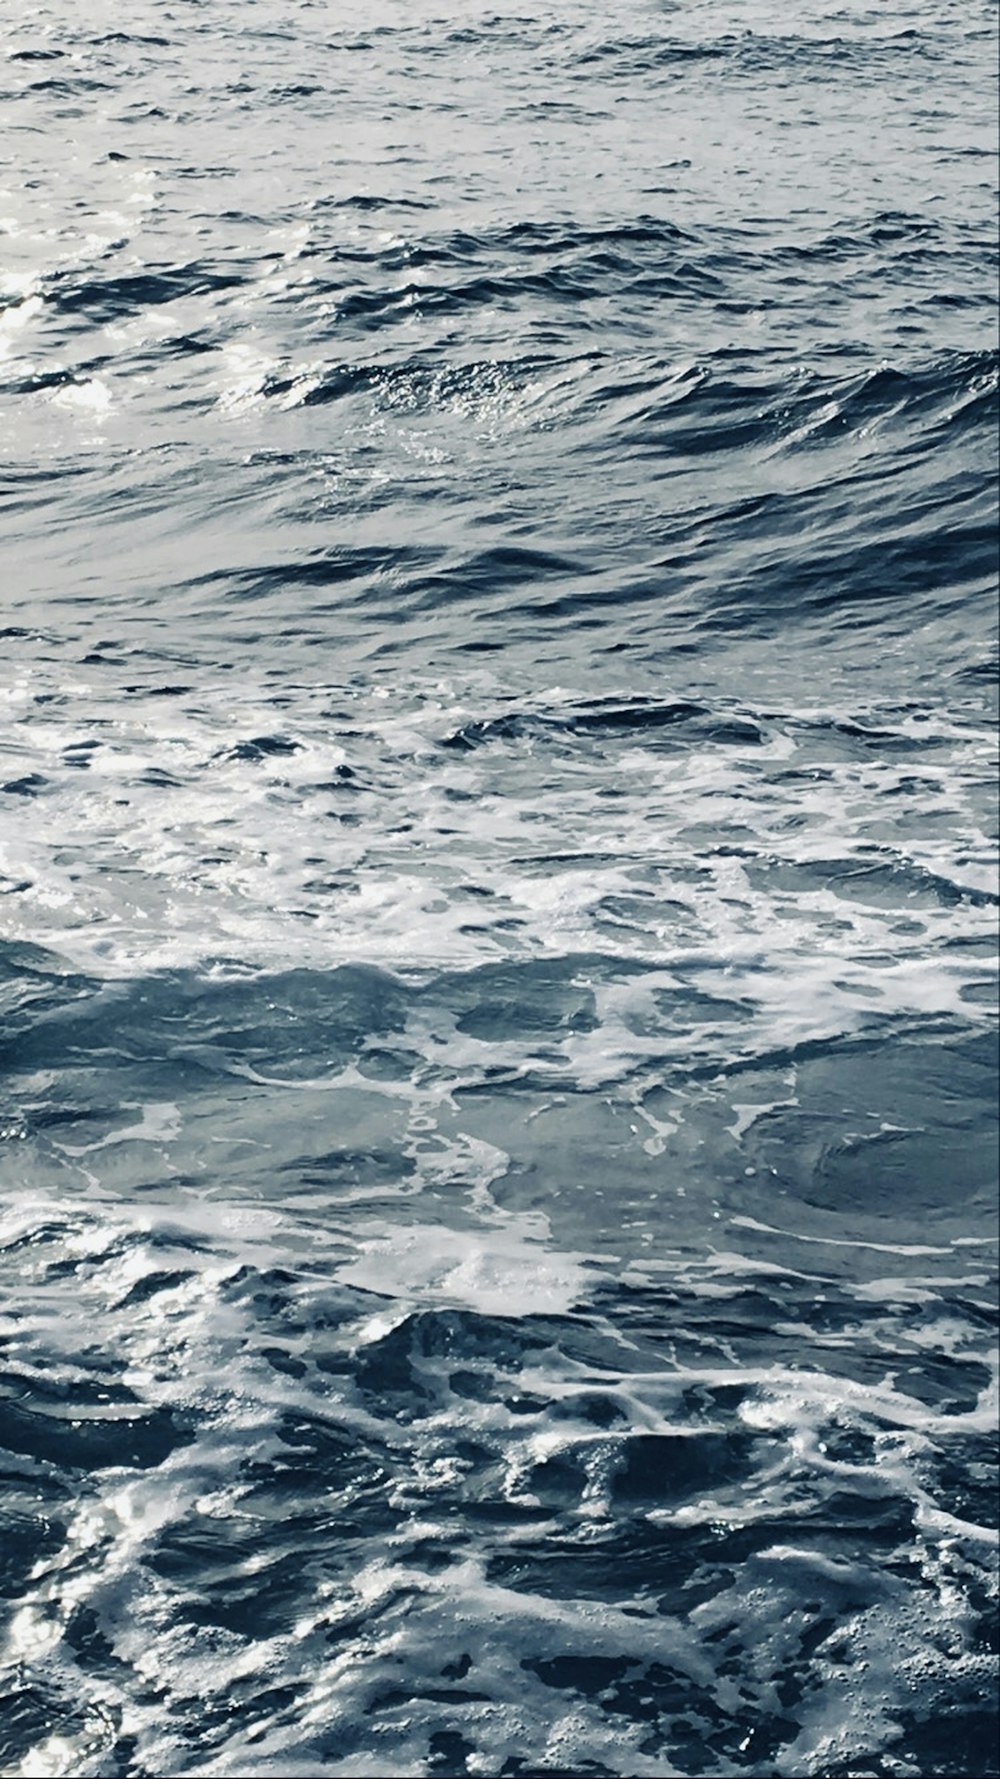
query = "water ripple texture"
xmin=0 ymin=2 xmax=997 ymax=1776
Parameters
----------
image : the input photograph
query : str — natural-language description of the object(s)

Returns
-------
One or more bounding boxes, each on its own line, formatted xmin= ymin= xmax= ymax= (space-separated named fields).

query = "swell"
xmin=14 ymin=197 xmax=994 ymax=352
xmin=567 ymin=26 xmax=957 ymax=82
xmin=131 ymin=345 xmax=993 ymax=653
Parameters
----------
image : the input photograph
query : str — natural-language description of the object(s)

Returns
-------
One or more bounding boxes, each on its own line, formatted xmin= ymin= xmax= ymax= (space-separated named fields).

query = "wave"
xmin=1 ymin=4 xmax=996 ymax=1773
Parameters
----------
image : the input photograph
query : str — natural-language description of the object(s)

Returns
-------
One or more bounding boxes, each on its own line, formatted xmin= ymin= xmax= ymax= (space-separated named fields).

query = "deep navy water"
xmin=0 ymin=2 xmax=998 ymax=1775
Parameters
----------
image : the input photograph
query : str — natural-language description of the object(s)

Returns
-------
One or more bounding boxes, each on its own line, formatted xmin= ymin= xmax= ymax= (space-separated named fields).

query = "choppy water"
xmin=1 ymin=2 xmax=998 ymax=1775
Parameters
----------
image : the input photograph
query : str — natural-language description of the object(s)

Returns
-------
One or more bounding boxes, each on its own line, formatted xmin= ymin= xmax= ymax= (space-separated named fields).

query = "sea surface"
xmin=0 ymin=2 xmax=997 ymax=1775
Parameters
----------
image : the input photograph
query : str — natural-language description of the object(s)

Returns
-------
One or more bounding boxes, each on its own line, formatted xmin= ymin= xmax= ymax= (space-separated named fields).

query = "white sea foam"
xmin=339 ymin=1217 xmax=591 ymax=1317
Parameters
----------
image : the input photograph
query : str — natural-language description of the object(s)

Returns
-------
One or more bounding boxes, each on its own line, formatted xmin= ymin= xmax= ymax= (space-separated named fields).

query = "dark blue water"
xmin=1 ymin=3 xmax=998 ymax=1775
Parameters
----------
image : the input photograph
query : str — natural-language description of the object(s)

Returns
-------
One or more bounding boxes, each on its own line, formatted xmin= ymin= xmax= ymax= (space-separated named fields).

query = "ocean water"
xmin=1 ymin=1 xmax=998 ymax=1774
